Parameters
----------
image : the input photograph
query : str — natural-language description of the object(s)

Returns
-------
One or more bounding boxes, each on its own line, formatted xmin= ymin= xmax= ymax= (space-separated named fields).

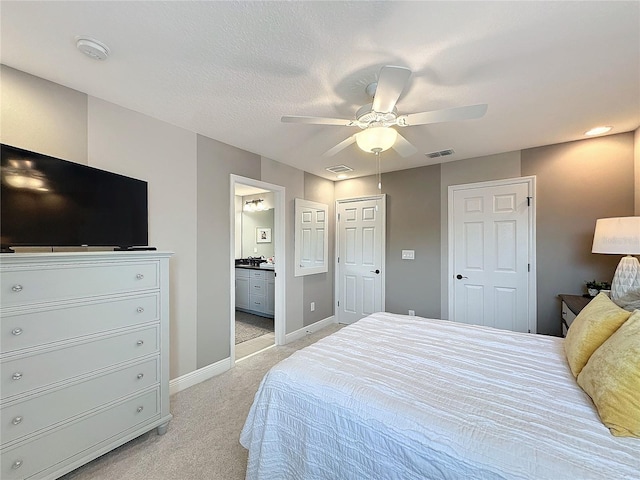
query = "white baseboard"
xmin=169 ymin=357 xmax=232 ymax=395
xmin=284 ymin=315 xmax=336 ymax=344
xmin=170 ymin=316 xmax=336 ymax=395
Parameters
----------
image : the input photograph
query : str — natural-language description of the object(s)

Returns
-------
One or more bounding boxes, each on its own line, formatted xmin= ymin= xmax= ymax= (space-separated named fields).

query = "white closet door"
xmin=450 ymin=178 xmax=535 ymax=333
xmin=336 ymin=196 xmax=385 ymax=324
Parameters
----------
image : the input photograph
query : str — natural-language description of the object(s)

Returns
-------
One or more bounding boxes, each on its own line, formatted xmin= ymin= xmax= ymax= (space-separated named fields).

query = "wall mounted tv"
xmin=1 ymin=144 xmax=148 ymax=250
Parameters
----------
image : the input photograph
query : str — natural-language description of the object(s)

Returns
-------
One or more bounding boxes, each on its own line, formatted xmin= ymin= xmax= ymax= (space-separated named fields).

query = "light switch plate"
xmin=402 ymin=250 xmax=415 ymax=260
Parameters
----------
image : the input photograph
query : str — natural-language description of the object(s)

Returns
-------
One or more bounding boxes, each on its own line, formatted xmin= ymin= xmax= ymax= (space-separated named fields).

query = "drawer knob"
xmin=12 ymin=372 xmax=23 ymax=381
xmin=136 ymin=273 xmax=144 ymax=280
xmin=11 ymin=284 xmax=23 ymax=293
xmin=136 ymin=340 xmax=144 ymax=346
xmin=137 ymin=373 xmax=144 ymax=379
xmin=11 ymin=328 xmax=23 ymax=336
xmin=136 ymin=307 xmax=145 ymax=313
xmin=137 ymin=406 xmax=144 ymax=413
xmin=12 ymin=460 xmax=23 ymax=470
xmin=12 ymin=416 xmax=23 ymax=425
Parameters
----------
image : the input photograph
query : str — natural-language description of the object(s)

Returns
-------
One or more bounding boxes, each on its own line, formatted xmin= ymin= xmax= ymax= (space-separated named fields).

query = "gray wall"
xmin=303 ymin=172 xmax=335 ymax=325
xmin=260 ymin=156 xmax=305 ymax=334
xmin=383 ymin=166 xmax=441 ymax=318
xmin=522 ymin=133 xmax=635 ymax=335
xmin=0 ymin=65 xmax=87 ymax=164
xmin=196 ymin=134 xmax=260 ymax=369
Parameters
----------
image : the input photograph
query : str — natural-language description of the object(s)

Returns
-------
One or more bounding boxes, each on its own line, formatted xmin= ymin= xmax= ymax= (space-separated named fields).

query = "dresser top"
xmin=0 ymin=250 xmax=174 ymax=265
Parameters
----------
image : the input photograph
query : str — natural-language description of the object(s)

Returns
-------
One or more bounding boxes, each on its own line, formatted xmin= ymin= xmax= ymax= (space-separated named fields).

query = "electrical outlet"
xmin=408 ymin=310 xmax=415 ymax=316
xmin=310 ymin=302 xmax=315 ymax=312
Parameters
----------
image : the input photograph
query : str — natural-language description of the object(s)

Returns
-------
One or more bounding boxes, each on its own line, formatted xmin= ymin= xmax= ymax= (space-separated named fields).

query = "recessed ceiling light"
xmin=75 ymin=36 xmax=110 ymax=61
xmin=337 ymin=174 xmax=349 ymax=180
xmin=584 ymin=126 xmax=612 ymax=136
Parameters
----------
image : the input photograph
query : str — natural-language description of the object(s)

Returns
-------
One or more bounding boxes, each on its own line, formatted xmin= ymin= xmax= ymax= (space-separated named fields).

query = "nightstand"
xmin=559 ymin=294 xmax=592 ymax=337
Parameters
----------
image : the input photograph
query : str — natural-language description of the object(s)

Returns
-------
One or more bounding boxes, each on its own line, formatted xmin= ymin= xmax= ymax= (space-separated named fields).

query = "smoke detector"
xmin=75 ymin=36 xmax=110 ymax=61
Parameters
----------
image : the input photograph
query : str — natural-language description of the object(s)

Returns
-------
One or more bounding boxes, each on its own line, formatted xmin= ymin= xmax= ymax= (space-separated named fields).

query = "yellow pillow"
xmin=564 ymin=292 xmax=631 ymax=377
xmin=577 ymin=311 xmax=640 ymax=437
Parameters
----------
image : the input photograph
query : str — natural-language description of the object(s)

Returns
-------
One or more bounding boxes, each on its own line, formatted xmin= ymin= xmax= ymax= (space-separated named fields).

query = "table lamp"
xmin=591 ymin=216 xmax=640 ymax=301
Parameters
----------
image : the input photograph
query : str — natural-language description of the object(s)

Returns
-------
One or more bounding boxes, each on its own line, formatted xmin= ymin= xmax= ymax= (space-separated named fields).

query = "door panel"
xmin=362 ymin=228 xmax=375 ymax=265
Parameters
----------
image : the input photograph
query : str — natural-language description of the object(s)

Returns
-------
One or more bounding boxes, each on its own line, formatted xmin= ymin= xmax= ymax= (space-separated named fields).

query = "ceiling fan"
xmin=282 ymin=65 xmax=488 ymax=158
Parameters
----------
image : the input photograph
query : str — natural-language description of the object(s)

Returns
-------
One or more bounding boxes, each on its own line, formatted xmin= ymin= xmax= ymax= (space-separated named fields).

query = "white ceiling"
xmin=1 ymin=1 xmax=639 ymax=181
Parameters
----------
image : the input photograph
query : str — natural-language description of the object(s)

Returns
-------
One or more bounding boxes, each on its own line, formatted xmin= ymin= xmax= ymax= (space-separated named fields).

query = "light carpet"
xmin=60 ymin=323 xmax=343 ymax=480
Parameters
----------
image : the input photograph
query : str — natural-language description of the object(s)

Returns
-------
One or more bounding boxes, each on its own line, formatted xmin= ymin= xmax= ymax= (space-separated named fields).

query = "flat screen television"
xmin=1 ymin=144 xmax=148 ymax=250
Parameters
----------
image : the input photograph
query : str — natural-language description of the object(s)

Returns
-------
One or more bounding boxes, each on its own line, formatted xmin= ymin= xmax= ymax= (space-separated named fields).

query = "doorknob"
xmin=370 ymin=269 xmax=380 ymax=274
xmin=456 ymin=274 xmax=468 ymax=280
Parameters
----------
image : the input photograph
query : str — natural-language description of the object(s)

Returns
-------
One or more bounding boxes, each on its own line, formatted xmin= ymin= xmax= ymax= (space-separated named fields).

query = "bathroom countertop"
xmin=235 ymin=263 xmax=275 ymax=271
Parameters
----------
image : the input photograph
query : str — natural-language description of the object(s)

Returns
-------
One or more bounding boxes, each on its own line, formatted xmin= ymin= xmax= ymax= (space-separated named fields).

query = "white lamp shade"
xmin=356 ymin=127 xmax=398 ymax=153
xmin=592 ymin=216 xmax=640 ymax=301
xmin=592 ymin=217 xmax=640 ymax=254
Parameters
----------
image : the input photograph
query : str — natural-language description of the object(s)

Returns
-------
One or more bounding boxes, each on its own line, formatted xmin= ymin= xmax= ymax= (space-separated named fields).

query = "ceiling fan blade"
xmin=402 ymin=104 xmax=488 ymax=126
xmin=392 ymin=132 xmax=418 ymax=158
xmin=372 ymin=65 xmax=411 ymax=113
xmin=322 ymin=135 xmax=356 ymax=157
xmin=281 ymin=115 xmax=354 ymax=126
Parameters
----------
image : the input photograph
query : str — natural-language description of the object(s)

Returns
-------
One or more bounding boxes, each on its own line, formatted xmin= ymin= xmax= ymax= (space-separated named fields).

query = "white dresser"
xmin=0 ymin=251 xmax=172 ymax=479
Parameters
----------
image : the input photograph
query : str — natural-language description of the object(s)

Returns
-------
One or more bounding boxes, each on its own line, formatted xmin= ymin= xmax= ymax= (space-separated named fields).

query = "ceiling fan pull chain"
xmin=377 ymin=151 xmax=382 ymax=191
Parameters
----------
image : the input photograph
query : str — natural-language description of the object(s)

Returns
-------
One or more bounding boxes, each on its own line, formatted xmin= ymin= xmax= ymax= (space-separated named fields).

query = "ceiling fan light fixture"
xmin=356 ymin=127 xmax=397 ymax=153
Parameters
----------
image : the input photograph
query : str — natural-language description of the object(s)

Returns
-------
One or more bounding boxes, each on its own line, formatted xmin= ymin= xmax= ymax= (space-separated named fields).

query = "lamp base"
xmin=610 ymin=255 xmax=640 ymax=302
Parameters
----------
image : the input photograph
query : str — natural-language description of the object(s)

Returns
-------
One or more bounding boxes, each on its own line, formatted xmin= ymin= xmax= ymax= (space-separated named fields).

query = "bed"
xmin=240 ymin=312 xmax=640 ymax=479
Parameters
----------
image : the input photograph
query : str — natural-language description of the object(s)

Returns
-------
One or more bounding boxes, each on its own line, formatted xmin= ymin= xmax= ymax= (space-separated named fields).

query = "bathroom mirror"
xmin=294 ymin=198 xmax=328 ymax=277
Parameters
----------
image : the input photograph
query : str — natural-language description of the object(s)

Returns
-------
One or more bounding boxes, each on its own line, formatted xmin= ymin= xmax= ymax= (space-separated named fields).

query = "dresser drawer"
xmin=235 ymin=268 xmax=251 ymax=279
xmin=1 ymin=326 xmax=159 ymax=400
xmin=250 ymin=277 xmax=265 ymax=293
xmin=249 ymin=295 xmax=266 ymax=311
xmin=0 ymin=388 xmax=160 ymax=480
xmin=1 ymin=357 xmax=158 ymax=444
xmin=250 ymin=270 xmax=266 ymax=280
xmin=561 ymin=301 xmax=578 ymax=337
xmin=1 ymin=262 xmax=159 ymax=307
xmin=1 ymin=294 xmax=159 ymax=354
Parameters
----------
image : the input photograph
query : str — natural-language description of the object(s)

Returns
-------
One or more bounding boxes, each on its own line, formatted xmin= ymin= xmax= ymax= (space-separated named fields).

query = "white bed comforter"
xmin=240 ymin=313 xmax=640 ymax=480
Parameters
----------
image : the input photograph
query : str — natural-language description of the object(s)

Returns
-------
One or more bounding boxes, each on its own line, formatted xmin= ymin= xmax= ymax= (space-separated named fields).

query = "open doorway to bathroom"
xmin=230 ymin=175 xmax=285 ymax=362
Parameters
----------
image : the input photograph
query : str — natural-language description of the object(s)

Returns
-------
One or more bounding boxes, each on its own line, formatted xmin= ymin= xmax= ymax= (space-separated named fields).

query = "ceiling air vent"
xmin=425 ymin=149 xmax=455 ymax=159
xmin=326 ymin=165 xmax=354 ymax=174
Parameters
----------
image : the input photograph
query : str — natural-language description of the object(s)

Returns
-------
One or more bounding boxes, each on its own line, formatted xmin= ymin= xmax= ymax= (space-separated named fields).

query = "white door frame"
xmin=229 ymin=175 xmax=286 ymax=364
xmin=447 ymin=176 xmax=537 ymax=333
xmin=334 ymin=194 xmax=386 ymax=324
